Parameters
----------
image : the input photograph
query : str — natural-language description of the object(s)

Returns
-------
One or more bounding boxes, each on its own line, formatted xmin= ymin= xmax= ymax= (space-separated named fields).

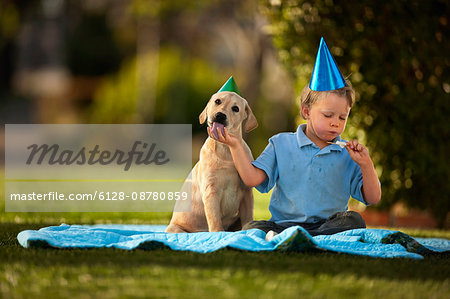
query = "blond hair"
xmin=300 ymin=81 xmax=355 ymax=119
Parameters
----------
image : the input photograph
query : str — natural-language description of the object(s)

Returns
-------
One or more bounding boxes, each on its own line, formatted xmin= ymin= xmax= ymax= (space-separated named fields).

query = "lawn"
xmin=1 ymin=175 xmax=449 ymax=298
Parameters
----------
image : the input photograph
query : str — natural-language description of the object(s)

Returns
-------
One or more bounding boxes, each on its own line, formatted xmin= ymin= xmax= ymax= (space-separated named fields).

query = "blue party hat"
xmin=218 ymin=76 xmax=241 ymax=96
xmin=309 ymin=37 xmax=347 ymax=91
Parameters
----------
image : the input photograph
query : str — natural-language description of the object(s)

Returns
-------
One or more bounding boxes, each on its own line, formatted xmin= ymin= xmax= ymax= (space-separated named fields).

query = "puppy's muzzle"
xmin=212 ymin=112 xmax=228 ymax=127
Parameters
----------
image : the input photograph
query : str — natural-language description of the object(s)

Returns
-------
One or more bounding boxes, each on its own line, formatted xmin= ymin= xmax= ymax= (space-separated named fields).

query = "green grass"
xmin=1 ymin=222 xmax=449 ymax=299
xmin=1 ymin=175 xmax=450 ymax=298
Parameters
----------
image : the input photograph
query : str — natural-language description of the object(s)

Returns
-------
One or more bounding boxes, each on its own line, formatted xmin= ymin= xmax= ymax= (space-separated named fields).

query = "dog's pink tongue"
xmin=211 ymin=122 xmax=225 ymax=139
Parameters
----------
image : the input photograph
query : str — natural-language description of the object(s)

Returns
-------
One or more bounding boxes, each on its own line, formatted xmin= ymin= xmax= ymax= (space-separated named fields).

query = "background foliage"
xmin=88 ymin=47 xmax=221 ymax=125
xmin=260 ymin=0 xmax=450 ymax=226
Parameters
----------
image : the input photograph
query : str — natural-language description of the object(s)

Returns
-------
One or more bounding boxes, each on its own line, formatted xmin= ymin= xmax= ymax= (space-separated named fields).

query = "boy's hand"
xmin=207 ymin=126 xmax=240 ymax=148
xmin=346 ymin=139 xmax=382 ymax=205
xmin=346 ymin=140 xmax=373 ymax=167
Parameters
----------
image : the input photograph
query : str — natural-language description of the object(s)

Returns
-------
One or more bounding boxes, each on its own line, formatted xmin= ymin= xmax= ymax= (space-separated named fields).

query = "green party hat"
xmin=218 ymin=76 xmax=241 ymax=96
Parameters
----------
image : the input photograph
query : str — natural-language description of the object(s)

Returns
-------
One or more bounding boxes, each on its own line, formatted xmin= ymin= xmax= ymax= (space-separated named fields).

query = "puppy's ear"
xmin=199 ymin=105 xmax=208 ymax=124
xmin=244 ymin=103 xmax=258 ymax=132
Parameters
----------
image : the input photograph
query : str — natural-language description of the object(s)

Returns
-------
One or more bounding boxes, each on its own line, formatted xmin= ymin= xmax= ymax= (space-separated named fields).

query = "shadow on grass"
xmin=2 ymin=222 xmax=449 ymax=282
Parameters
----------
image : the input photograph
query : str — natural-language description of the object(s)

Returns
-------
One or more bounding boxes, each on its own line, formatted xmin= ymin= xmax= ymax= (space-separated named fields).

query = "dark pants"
xmin=242 ymin=211 xmax=366 ymax=236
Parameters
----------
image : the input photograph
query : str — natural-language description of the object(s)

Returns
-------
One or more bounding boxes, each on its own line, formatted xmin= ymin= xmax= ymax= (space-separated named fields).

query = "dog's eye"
xmin=215 ymin=99 xmax=221 ymax=105
xmin=232 ymin=106 xmax=239 ymax=112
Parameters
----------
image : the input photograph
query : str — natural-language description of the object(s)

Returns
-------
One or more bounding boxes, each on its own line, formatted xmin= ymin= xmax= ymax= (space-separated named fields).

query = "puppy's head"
xmin=199 ymin=91 xmax=258 ymax=136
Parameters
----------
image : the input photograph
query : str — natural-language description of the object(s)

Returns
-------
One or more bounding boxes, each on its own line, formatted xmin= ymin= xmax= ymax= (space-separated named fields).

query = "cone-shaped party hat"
xmin=309 ymin=37 xmax=347 ymax=91
xmin=218 ymin=76 xmax=241 ymax=96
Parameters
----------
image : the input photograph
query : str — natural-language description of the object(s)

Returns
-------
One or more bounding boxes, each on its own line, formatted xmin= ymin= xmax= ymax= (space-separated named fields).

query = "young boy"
xmin=208 ymin=38 xmax=381 ymax=236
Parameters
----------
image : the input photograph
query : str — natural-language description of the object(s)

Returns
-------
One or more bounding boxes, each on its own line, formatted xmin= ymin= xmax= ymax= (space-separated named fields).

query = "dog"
xmin=166 ymin=91 xmax=258 ymax=233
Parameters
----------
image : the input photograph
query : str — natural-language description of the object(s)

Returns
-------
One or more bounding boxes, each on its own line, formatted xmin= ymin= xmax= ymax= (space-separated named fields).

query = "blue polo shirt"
xmin=252 ymin=124 xmax=367 ymax=224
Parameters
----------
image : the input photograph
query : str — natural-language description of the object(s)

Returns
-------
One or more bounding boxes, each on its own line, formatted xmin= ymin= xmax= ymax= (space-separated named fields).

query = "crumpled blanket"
xmin=17 ymin=224 xmax=450 ymax=259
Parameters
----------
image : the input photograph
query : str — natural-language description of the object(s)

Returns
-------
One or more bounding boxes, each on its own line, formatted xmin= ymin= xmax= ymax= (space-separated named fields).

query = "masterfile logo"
xmin=26 ymin=141 xmax=170 ymax=171
xmin=5 ymin=124 xmax=192 ymax=212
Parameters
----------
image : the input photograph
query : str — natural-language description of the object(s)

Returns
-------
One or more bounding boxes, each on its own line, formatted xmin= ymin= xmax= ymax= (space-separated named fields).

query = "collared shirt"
xmin=252 ymin=124 xmax=367 ymax=224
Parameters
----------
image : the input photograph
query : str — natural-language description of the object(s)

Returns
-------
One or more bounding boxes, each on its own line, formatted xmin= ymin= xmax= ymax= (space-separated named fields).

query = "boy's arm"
xmin=346 ymin=140 xmax=381 ymax=205
xmin=208 ymin=127 xmax=267 ymax=187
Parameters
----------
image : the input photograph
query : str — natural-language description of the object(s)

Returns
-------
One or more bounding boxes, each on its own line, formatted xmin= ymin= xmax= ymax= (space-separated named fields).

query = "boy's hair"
xmin=300 ymin=80 xmax=355 ymax=119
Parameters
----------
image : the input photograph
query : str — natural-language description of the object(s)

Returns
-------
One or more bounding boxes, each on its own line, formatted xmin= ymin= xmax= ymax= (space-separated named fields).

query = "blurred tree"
xmin=260 ymin=0 xmax=450 ymax=227
xmin=0 ymin=1 xmax=21 ymax=92
xmin=65 ymin=12 xmax=123 ymax=76
xmin=88 ymin=46 xmax=222 ymax=132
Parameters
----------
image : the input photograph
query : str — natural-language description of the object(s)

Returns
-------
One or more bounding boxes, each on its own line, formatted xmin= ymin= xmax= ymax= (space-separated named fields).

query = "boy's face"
xmin=302 ymin=93 xmax=350 ymax=144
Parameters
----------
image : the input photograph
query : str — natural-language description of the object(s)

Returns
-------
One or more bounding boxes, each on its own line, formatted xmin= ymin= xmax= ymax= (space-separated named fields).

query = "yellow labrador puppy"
xmin=166 ymin=91 xmax=258 ymax=232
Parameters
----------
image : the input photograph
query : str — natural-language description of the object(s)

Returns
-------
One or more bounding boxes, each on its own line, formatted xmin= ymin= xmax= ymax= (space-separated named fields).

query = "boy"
xmin=208 ymin=38 xmax=381 ymax=236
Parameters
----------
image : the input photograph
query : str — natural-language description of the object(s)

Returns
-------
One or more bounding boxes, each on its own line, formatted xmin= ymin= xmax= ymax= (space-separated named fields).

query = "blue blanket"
xmin=17 ymin=224 xmax=450 ymax=259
